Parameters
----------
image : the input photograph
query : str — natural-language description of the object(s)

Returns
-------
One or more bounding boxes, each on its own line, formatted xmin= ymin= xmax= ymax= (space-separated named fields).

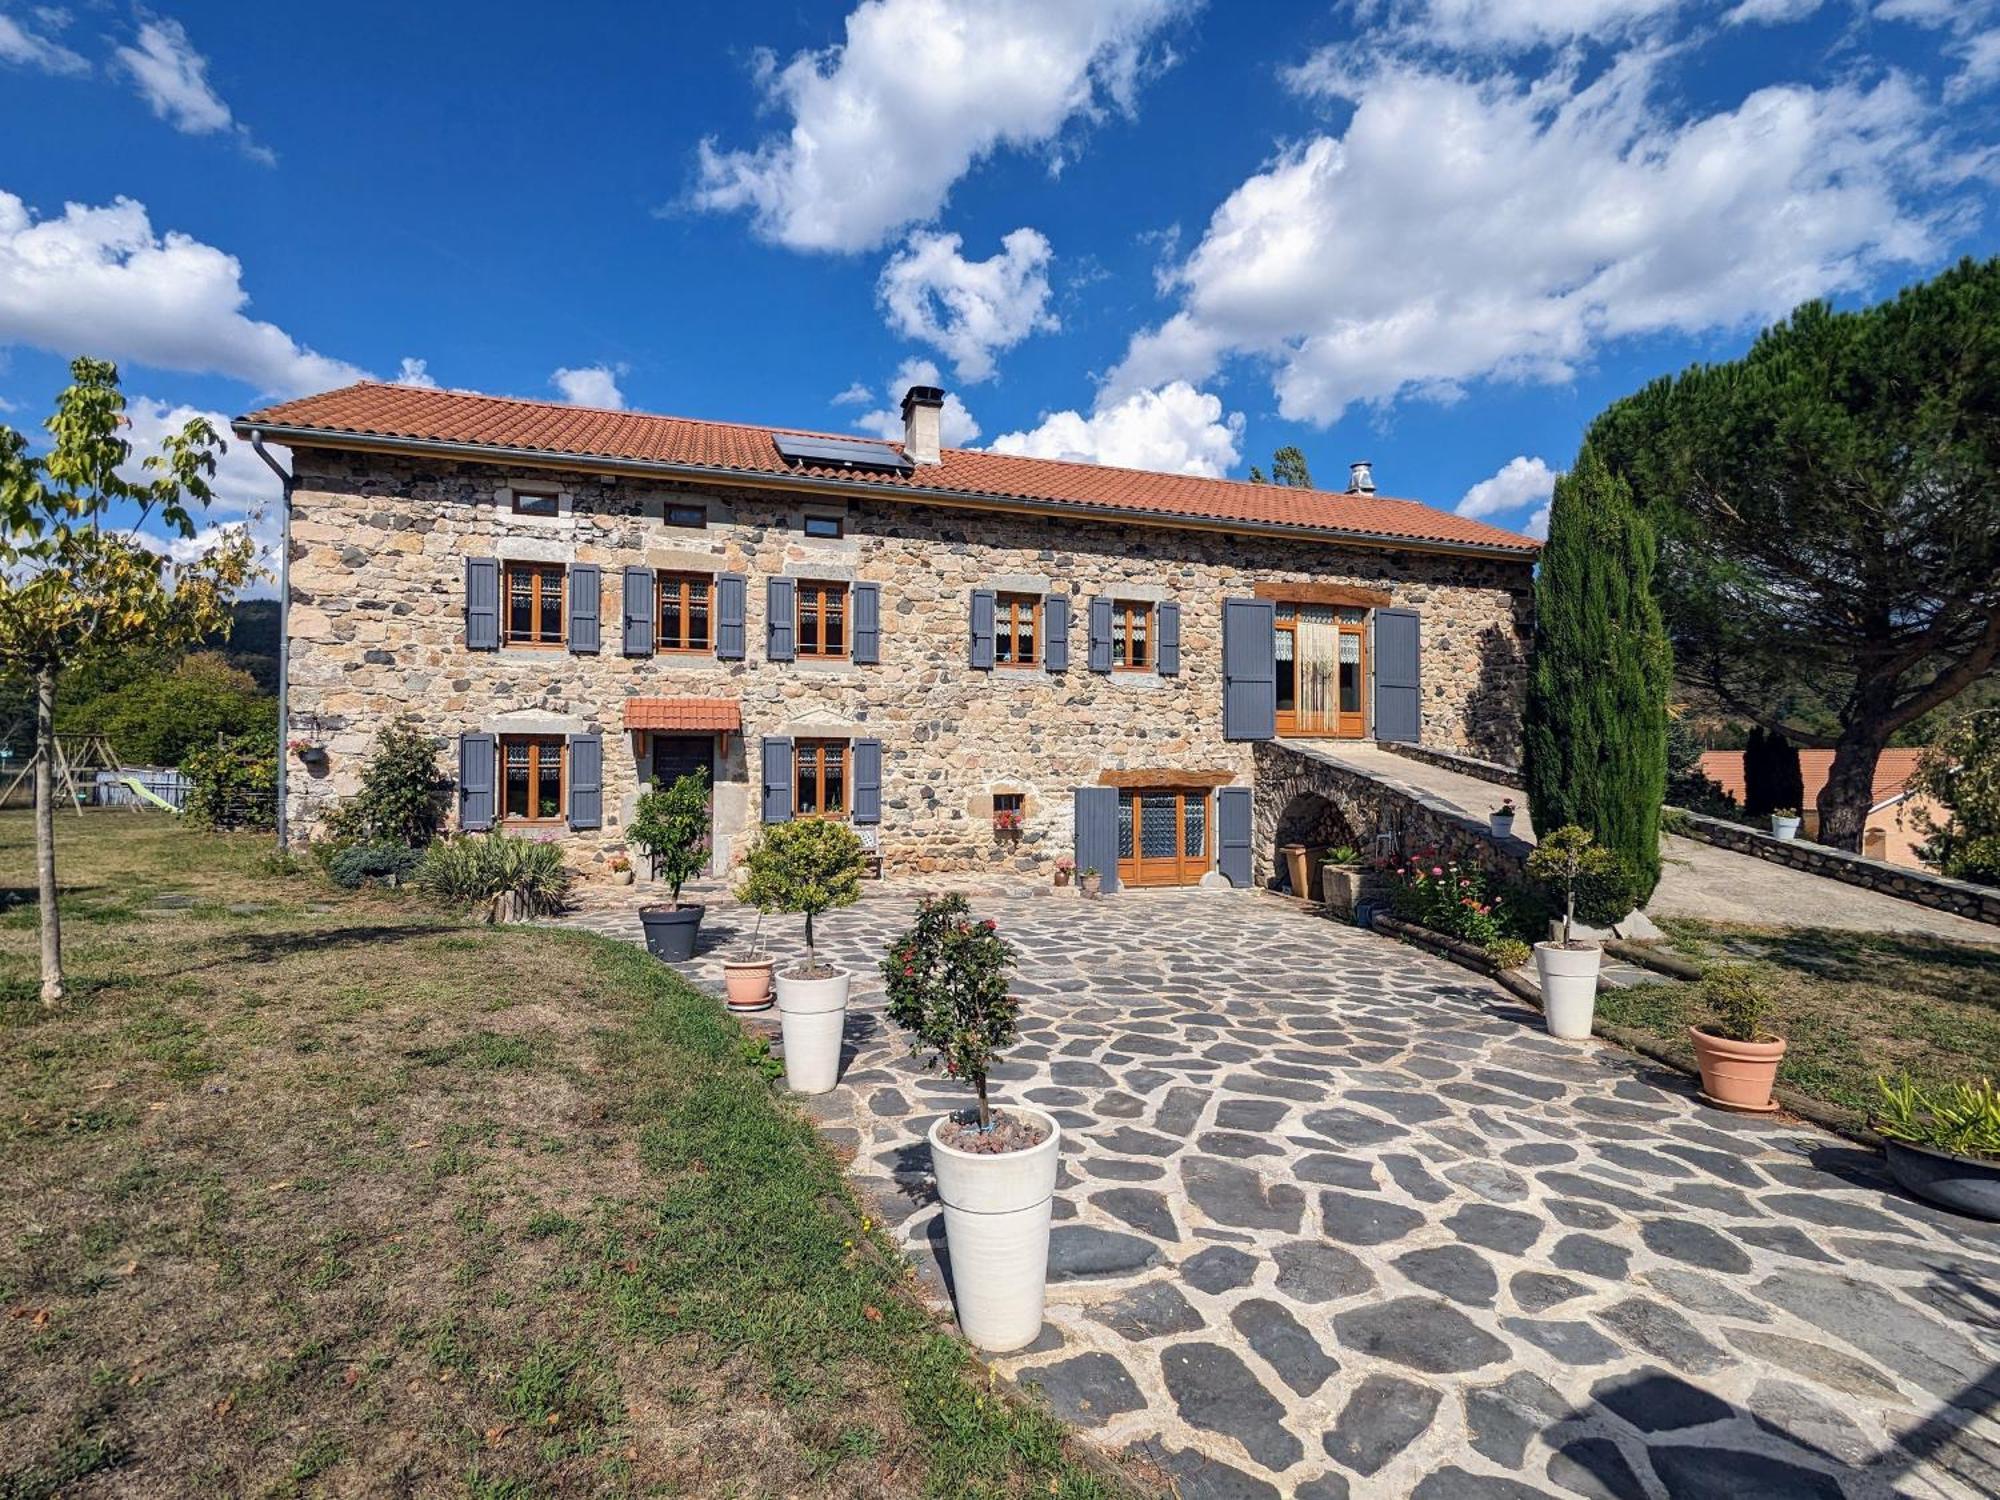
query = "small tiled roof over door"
xmin=238 ymin=382 xmax=1540 ymax=557
xmin=623 ymin=698 xmax=742 ymax=732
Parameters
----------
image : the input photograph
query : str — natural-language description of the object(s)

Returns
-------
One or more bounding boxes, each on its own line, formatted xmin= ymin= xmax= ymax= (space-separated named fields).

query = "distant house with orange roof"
xmin=1699 ymin=748 xmax=1943 ymax=868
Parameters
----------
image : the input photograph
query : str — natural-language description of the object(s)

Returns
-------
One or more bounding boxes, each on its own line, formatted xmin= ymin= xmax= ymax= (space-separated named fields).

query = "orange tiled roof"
xmin=237 ymin=382 xmax=1539 ymax=557
xmin=1699 ymin=748 xmax=1929 ymax=808
xmin=623 ymin=698 xmax=742 ymax=733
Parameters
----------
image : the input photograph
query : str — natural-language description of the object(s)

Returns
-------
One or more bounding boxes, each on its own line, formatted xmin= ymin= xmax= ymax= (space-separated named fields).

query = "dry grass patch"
xmin=1 ymin=812 xmax=1146 ymax=1499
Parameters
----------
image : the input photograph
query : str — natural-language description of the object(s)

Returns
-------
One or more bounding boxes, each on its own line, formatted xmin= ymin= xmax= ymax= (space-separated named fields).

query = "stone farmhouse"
xmin=234 ymin=383 xmax=1538 ymax=888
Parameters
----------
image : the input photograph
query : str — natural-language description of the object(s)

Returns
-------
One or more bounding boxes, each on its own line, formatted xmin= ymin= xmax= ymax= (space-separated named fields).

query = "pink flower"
xmin=1431 ymin=866 xmax=1443 ymax=877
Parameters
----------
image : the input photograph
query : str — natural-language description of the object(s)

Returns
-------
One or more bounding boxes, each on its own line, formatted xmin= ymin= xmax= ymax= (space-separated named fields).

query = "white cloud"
xmin=0 ymin=9 xmax=87 ymax=75
xmin=989 ymin=380 xmax=1242 ymax=476
xmin=691 ymin=0 xmax=1190 ymax=252
xmin=829 ymin=380 xmax=874 ymax=406
xmin=550 ymin=364 xmax=626 ymax=408
xmin=1875 ymin=0 xmax=2000 ymax=100
xmin=1457 ymin=454 xmax=1554 ymax=520
xmin=393 ymin=357 xmax=436 ymax=388
xmin=1523 ymin=504 xmax=1551 ymax=539
xmin=1723 ymin=0 xmax=1824 ymax=23
xmin=1335 ymin=0 xmax=1688 ymax=53
xmin=122 ymin=397 xmax=283 ymax=595
xmin=113 ymin=17 xmax=273 ymax=165
xmin=878 ymin=227 xmax=1058 ymax=382
xmin=1114 ymin=54 xmax=1942 ymax=427
xmin=849 ymin=357 xmax=982 ymax=445
xmin=0 ymin=190 xmax=367 ymax=396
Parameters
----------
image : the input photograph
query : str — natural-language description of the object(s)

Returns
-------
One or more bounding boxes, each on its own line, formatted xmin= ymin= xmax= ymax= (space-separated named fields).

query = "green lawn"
xmin=0 ymin=811 xmax=1147 ymax=1499
xmin=1595 ymin=915 xmax=2000 ymax=1119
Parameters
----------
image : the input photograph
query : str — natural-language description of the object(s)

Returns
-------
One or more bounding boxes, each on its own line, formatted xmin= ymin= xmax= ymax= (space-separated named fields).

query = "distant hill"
xmin=208 ymin=600 xmax=280 ymax=693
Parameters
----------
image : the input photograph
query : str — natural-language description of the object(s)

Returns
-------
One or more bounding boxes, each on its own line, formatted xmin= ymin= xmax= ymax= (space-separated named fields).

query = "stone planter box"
xmin=1320 ymin=862 xmax=1386 ymax=917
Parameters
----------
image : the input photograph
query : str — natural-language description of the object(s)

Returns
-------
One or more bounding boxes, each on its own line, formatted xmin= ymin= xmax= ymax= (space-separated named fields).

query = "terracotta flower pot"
xmin=722 ymin=954 xmax=775 ymax=1012
xmin=1689 ymin=1026 xmax=1787 ymax=1112
xmin=1079 ymin=873 xmax=1102 ymax=898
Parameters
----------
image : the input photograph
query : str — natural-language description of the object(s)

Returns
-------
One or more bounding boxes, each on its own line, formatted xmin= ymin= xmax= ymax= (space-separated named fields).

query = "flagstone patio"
xmin=557 ymin=882 xmax=2000 ymax=1499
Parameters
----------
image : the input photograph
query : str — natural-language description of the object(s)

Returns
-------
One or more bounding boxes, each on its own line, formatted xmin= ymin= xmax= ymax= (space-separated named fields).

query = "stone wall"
xmin=1253 ymin=741 xmax=1531 ymax=891
xmin=1666 ymin=808 xmax=2000 ymax=928
xmin=283 ymin=449 xmax=1533 ymax=879
xmin=1382 ymin=740 xmax=1525 ymax=790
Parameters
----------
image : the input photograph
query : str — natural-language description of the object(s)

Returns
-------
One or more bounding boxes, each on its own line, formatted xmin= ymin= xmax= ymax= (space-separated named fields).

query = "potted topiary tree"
xmin=882 ymin=894 xmax=1058 ymax=1353
xmin=1526 ymin=825 xmax=1617 ymax=1040
xmin=631 ymin=770 xmax=711 ymax=963
xmin=1688 ymin=965 xmax=1787 ymax=1111
xmin=738 ymin=819 xmax=864 ymax=1093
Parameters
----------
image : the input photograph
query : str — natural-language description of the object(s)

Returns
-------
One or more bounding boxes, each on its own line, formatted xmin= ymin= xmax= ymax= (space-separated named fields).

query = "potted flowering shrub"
xmin=993 ymin=806 xmax=1023 ymax=842
xmin=1078 ymin=866 xmax=1102 ymax=899
xmin=738 ymin=819 xmax=864 ymax=1093
xmin=631 ymin=770 xmax=711 ymax=962
xmin=1689 ymin=965 xmax=1787 ymax=1111
xmin=288 ymin=736 xmax=327 ymax=766
xmin=1053 ymin=855 xmax=1074 ymax=888
xmin=883 ymin=895 xmax=1057 ymax=1352
xmin=1526 ymin=826 xmax=1617 ymax=1040
xmin=1770 ymin=806 xmax=1803 ymax=840
xmin=1874 ymin=1075 xmax=2000 ymax=1221
xmin=608 ymin=854 xmax=635 ymax=887
xmin=1491 ymin=799 xmax=1518 ymax=838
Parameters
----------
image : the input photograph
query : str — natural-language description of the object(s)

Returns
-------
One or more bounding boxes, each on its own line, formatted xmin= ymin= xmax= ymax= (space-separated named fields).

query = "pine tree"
xmin=1522 ymin=442 xmax=1671 ymax=903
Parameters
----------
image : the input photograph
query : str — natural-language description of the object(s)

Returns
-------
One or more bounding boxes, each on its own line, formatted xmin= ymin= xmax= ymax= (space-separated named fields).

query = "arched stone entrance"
xmin=1270 ymin=791 xmax=1362 ymax=893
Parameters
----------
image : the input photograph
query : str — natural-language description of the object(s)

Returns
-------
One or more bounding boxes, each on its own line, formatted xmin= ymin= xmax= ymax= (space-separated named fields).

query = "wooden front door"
xmin=1116 ymin=788 xmax=1211 ymax=887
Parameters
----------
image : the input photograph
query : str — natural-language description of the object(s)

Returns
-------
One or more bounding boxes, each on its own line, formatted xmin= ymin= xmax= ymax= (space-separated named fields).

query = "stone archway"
xmin=1270 ymin=791 xmax=1363 ymax=893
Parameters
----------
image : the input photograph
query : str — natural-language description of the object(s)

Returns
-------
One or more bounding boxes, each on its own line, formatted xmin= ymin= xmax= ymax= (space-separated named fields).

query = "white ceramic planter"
xmin=1771 ymin=815 xmax=1801 ymax=841
xmin=1534 ymin=942 xmax=1601 ymax=1040
xmin=775 ymin=967 xmax=850 ymax=1094
xmin=1490 ymin=812 xmax=1515 ymax=838
xmin=928 ymin=1106 xmax=1061 ymax=1353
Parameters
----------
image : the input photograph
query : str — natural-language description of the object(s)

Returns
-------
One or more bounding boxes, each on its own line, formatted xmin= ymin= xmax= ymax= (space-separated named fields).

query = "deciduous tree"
xmin=0 ymin=358 xmax=257 ymax=1001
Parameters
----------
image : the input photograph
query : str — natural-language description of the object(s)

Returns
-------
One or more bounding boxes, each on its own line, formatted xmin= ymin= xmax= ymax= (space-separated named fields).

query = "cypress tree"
xmin=1522 ymin=442 xmax=1671 ymax=903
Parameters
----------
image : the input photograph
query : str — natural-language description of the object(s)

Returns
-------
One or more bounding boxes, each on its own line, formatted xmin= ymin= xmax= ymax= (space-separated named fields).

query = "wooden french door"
xmin=1116 ymin=788 xmax=1211 ymax=887
xmin=1274 ymin=605 xmax=1369 ymax=738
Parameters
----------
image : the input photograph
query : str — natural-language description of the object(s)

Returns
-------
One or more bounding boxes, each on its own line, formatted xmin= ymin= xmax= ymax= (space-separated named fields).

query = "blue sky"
xmin=2 ymin=0 xmax=1996 ymax=587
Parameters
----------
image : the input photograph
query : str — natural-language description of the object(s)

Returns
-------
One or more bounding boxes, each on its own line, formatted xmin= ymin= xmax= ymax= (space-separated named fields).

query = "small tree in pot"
xmin=630 ymin=769 xmax=711 ymax=963
xmin=882 ymin=895 xmax=1058 ymax=1352
xmin=738 ymin=819 xmax=863 ymax=1093
xmin=722 ymin=863 xmax=777 ymax=1013
xmin=1526 ymin=826 xmax=1620 ymax=1040
xmin=1688 ymin=965 xmax=1788 ymax=1112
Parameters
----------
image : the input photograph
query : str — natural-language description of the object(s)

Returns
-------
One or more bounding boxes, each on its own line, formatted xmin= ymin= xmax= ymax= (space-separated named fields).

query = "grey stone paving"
xmin=558 ymin=884 xmax=2000 ymax=1499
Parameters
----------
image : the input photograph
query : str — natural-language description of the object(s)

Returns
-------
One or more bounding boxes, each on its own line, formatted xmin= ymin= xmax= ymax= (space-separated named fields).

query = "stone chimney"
xmin=901 ymin=385 xmax=945 ymax=466
xmin=1347 ymin=460 xmax=1375 ymax=494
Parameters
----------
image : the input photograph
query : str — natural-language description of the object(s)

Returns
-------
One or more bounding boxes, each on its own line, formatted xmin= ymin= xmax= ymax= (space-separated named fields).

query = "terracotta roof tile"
xmin=623 ymin=698 xmax=742 ymax=733
xmin=238 ymin=382 xmax=1539 ymax=556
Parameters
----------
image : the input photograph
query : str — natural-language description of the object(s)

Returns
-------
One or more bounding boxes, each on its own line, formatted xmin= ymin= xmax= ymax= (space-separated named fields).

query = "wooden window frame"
xmin=664 ymin=503 xmax=706 ymax=529
xmin=994 ymin=592 xmax=1041 ymax=669
xmin=796 ymin=580 xmax=849 ymax=658
xmin=656 ymin=571 xmax=714 ymax=655
xmin=511 ymin=487 xmax=560 ymax=518
xmin=1111 ymin=600 xmax=1153 ymax=672
xmin=1273 ymin=602 xmax=1369 ymax=739
xmin=501 ymin=561 xmax=566 ymax=649
xmin=794 ymin=738 xmax=848 ymax=820
xmin=499 ymin=735 xmax=566 ymax=825
xmin=802 ymin=514 xmax=845 ymax=539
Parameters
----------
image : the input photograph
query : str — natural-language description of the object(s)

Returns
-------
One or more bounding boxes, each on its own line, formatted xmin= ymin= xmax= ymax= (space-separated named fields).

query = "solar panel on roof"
xmin=772 ymin=432 xmax=914 ymax=474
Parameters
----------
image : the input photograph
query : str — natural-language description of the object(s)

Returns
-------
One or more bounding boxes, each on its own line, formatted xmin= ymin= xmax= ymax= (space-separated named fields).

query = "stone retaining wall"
xmin=1253 ymin=741 xmax=1530 ymax=891
xmin=1381 ymin=740 xmax=1525 ymax=789
xmin=1667 ymin=808 xmax=2000 ymax=928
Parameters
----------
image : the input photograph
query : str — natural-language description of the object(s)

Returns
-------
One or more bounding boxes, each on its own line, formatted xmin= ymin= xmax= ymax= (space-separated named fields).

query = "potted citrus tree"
xmin=631 ymin=770 xmax=711 ymax=962
xmin=883 ymin=894 xmax=1058 ymax=1352
xmin=1526 ymin=825 xmax=1616 ymax=1040
xmin=738 ymin=819 xmax=863 ymax=1093
xmin=1688 ymin=965 xmax=1787 ymax=1111
xmin=1874 ymin=1075 xmax=2000 ymax=1221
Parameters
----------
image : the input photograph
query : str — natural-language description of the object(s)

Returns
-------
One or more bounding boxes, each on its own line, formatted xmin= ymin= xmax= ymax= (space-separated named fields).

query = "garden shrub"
xmin=1698 ymin=964 xmax=1779 ymax=1042
xmin=322 ymin=715 xmax=448 ymax=849
xmin=414 ymin=834 xmax=571 ymax=915
xmin=326 ymin=842 xmax=423 ymax=890
xmin=1907 ymin=709 xmax=2000 ymax=889
xmin=1384 ymin=850 xmax=1505 ymax=947
xmin=182 ymin=728 xmax=278 ymax=830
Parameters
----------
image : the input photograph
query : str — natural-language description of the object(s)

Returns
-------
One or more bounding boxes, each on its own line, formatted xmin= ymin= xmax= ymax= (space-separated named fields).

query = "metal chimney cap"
xmin=1347 ymin=460 xmax=1376 ymax=494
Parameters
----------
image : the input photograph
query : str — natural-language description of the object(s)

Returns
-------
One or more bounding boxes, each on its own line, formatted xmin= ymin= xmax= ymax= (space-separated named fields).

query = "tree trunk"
xmin=1817 ymin=726 xmax=1891 ymax=853
xmin=34 ymin=667 xmax=63 ymax=1004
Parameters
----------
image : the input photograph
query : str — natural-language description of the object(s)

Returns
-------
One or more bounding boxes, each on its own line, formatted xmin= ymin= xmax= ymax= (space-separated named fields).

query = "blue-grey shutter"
xmin=1074 ymin=786 xmax=1120 ymax=893
xmin=716 ymin=572 xmax=747 ymax=660
xmin=1157 ymin=601 xmax=1181 ymax=676
xmin=568 ymin=733 xmax=602 ymax=829
xmin=853 ymin=583 xmax=881 ymax=665
xmin=767 ymin=577 xmax=796 ymax=662
xmin=761 ymin=736 xmax=793 ymax=822
xmin=1045 ymin=594 xmax=1069 ymax=673
xmin=1222 ymin=598 xmax=1277 ymax=742
xmin=1374 ymin=607 xmax=1422 ymax=744
xmin=464 ymin=557 xmax=499 ymax=651
xmin=1088 ymin=596 xmax=1114 ymax=673
xmin=568 ymin=564 xmax=600 ymax=654
xmin=1217 ymin=786 xmax=1252 ymax=888
xmin=852 ymin=738 xmax=882 ymax=824
xmin=622 ymin=567 xmax=654 ymax=656
xmin=969 ymin=589 xmax=996 ymax=670
xmin=458 ymin=732 xmax=495 ymax=831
